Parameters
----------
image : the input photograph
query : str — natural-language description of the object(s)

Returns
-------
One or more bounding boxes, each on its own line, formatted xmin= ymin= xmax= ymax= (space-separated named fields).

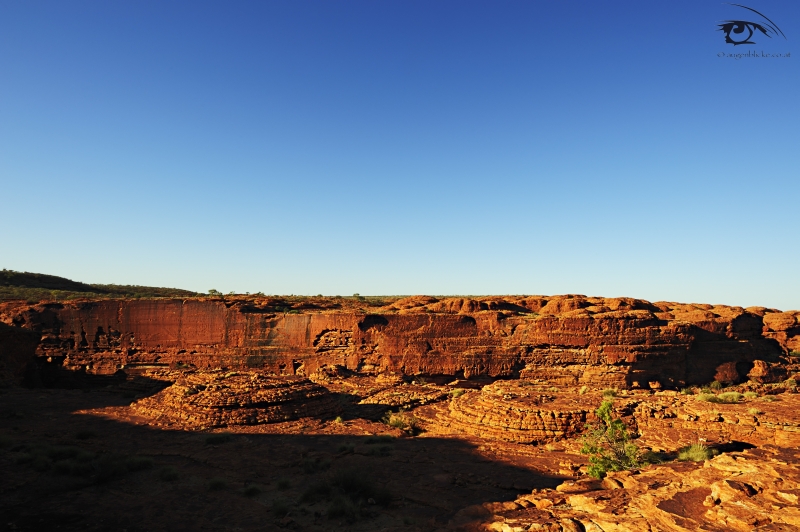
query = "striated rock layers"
xmin=130 ymin=371 xmax=340 ymax=429
xmin=444 ymin=381 xmax=590 ymax=444
xmin=1 ymin=295 xmax=796 ymax=389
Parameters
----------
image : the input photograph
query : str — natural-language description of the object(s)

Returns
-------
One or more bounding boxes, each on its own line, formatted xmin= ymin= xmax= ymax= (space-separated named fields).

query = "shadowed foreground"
xmin=0 ymin=384 xmax=563 ymax=532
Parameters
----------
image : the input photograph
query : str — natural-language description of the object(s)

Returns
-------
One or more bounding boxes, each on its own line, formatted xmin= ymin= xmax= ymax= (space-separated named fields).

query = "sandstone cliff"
xmin=1 ymin=295 xmax=796 ymax=389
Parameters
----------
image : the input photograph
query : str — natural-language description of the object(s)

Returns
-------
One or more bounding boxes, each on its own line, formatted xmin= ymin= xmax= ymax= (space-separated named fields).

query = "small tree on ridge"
xmin=580 ymin=399 xmax=641 ymax=479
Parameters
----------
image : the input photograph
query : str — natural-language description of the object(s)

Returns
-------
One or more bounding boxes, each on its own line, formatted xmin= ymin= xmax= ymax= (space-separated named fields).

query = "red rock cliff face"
xmin=1 ymin=295 xmax=794 ymax=388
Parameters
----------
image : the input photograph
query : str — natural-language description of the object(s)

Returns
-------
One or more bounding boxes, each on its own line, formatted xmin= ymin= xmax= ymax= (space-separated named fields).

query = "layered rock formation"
xmin=414 ymin=379 xmax=800 ymax=447
xmin=130 ymin=370 xmax=340 ymax=429
xmin=1 ymin=295 xmax=796 ymax=389
xmin=442 ymin=382 xmax=590 ymax=444
xmin=464 ymin=445 xmax=800 ymax=532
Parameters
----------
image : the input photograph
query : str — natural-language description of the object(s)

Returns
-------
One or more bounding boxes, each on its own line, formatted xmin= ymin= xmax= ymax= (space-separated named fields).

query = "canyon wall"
xmin=1 ymin=295 xmax=797 ymax=388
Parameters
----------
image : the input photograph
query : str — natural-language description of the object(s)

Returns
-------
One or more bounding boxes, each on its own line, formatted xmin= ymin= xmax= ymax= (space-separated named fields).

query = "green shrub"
xmin=580 ymin=400 xmax=642 ymax=479
xmin=786 ymin=379 xmax=798 ymax=387
xmin=717 ymin=392 xmax=743 ymax=403
xmin=271 ymin=499 xmax=290 ymax=517
xmin=327 ymin=495 xmax=359 ymax=520
xmin=788 ymin=350 xmax=800 ymax=357
xmin=743 ymin=391 xmax=758 ymax=399
xmin=381 ymin=412 xmax=420 ymax=434
xmin=159 ymin=467 xmax=179 ymax=481
xmin=762 ymin=395 xmax=778 ymax=402
xmin=640 ymin=450 xmax=667 ymax=465
xmin=697 ymin=393 xmax=720 ymax=403
xmin=710 ymin=381 xmax=723 ymax=391
xmin=333 ymin=416 xmax=344 ymax=424
xmin=680 ymin=388 xmax=695 ymax=395
xmin=677 ymin=444 xmax=718 ymax=462
xmin=601 ymin=389 xmax=617 ymax=398
xmin=449 ymin=389 xmax=466 ymax=398
xmin=747 ymin=407 xmax=762 ymax=415
xmin=578 ymin=386 xmax=588 ymax=395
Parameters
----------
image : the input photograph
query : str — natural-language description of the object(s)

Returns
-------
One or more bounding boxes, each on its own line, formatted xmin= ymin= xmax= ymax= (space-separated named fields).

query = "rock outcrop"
xmin=442 ymin=381 xmax=590 ymax=444
xmin=1 ymin=295 xmax=795 ymax=389
xmin=130 ymin=370 xmax=340 ymax=429
xmin=465 ymin=445 xmax=800 ymax=532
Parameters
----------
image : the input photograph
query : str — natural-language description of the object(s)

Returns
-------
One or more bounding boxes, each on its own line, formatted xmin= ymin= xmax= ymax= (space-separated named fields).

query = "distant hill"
xmin=0 ymin=269 xmax=198 ymax=301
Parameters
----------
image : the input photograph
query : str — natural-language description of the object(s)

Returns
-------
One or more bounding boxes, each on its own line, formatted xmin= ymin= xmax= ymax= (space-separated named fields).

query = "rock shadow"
xmin=0 ymin=379 xmax=564 ymax=532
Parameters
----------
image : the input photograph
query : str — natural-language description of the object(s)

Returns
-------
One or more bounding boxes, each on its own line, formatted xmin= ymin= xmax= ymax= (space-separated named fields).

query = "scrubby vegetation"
xmin=677 ymin=443 xmax=719 ymax=462
xmin=717 ymin=391 xmax=743 ymax=403
xmin=1 ymin=269 xmax=197 ymax=301
xmin=243 ymin=485 xmax=261 ymax=497
xmin=337 ymin=443 xmax=355 ymax=454
xmin=302 ymin=456 xmax=331 ymax=474
xmin=382 ymin=411 xmax=420 ymax=434
xmin=13 ymin=443 xmax=153 ymax=483
xmin=271 ymin=498 xmax=290 ymax=517
xmin=697 ymin=392 xmax=743 ymax=403
xmin=580 ymin=400 xmax=643 ymax=479
xmin=300 ymin=468 xmax=392 ymax=521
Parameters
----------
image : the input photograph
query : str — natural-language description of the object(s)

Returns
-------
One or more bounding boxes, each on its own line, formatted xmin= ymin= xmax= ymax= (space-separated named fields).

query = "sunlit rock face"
xmin=130 ymin=370 xmax=341 ymax=429
xmin=1 ymin=294 xmax=793 ymax=389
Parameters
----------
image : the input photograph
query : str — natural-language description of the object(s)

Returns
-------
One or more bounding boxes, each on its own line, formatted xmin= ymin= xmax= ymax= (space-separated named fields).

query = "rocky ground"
xmin=1 ymin=368 xmax=799 ymax=531
xmin=2 ymin=294 xmax=799 ymax=530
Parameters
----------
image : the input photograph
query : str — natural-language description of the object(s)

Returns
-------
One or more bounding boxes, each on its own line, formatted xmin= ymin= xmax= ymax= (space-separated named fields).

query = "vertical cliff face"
xmin=0 ymin=295 xmax=793 ymax=388
xmin=0 ymin=321 xmax=39 ymax=385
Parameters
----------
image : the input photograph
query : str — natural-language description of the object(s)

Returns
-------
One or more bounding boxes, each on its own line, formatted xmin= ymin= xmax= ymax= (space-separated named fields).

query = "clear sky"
xmin=1 ymin=1 xmax=798 ymax=309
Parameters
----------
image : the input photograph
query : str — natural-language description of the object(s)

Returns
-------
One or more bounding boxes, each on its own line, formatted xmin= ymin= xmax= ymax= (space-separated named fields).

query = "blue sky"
xmin=1 ymin=1 xmax=798 ymax=309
